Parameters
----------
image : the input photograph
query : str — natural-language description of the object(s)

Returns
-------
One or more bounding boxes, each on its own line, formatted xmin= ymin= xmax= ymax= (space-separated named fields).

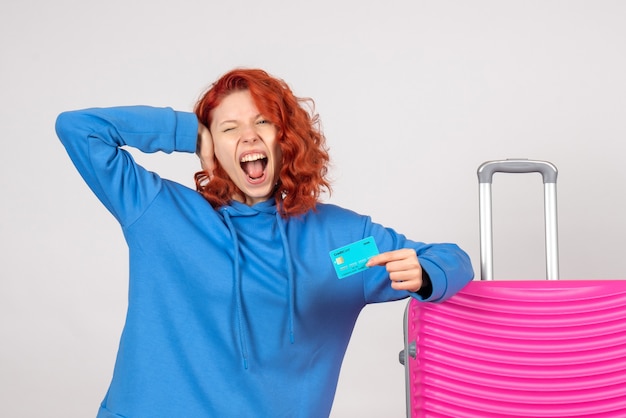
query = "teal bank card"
xmin=329 ymin=236 xmax=380 ymax=279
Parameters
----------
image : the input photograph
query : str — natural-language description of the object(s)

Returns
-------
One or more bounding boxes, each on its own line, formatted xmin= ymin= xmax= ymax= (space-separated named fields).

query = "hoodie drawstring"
xmin=222 ymin=209 xmax=250 ymax=370
xmin=276 ymin=212 xmax=296 ymax=344
xmin=220 ymin=203 xmax=297 ymax=370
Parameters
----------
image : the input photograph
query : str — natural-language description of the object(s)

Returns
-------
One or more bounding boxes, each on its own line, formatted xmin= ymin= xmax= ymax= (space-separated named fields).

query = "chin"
xmin=239 ymin=185 xmax=274 ymax=205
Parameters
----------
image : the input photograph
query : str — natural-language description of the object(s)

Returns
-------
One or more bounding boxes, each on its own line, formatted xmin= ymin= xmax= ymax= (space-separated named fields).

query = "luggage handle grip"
xmin=477 ymin=159 xmax=559 ymax=281
xmin=478 ymin=159 xmax=558 ymax=184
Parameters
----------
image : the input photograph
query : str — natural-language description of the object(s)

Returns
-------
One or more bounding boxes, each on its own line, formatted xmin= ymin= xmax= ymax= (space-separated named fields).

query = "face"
xmin=210 ymin=90 xmax=282 ymax=206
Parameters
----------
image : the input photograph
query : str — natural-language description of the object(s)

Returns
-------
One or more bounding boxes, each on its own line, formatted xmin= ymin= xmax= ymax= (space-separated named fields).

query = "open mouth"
xmin=240 ymin=152 xmax=268 ymax=181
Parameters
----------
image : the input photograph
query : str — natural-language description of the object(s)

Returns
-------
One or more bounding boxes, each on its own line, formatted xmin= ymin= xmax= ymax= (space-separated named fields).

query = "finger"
xmin=388 ymin=269 xmax=420 ymax=283
xmin=388 ymin=265 xmax=423 ymax=291
xmin=200 ymin=157 xmax=215 ymax=172
xmin=366 ymin=248 xmax=416 ymax=267
xmin=386 ymin=255 xmax=421 ymax=271
xmin=390 ymin=276 xmax=423 ymax=292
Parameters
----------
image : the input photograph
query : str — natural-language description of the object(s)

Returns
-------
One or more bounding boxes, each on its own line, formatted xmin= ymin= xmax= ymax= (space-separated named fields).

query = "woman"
xmin=55 ymin=68 xmax=473 ymax=418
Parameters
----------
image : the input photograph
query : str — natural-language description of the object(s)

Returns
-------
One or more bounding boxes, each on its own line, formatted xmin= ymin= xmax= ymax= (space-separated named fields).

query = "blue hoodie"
xmin=55 ymin=106 xmax=474 ymax=418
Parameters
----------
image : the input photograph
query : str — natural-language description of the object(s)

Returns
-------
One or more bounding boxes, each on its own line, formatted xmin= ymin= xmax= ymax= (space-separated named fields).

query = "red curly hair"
xmin=194 ymin=68 xmax=331 ymax=217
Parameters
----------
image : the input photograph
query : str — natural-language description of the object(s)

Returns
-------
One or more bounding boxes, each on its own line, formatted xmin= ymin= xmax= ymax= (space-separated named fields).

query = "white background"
xmin=1 ymin=1 xmax=625 ymax=417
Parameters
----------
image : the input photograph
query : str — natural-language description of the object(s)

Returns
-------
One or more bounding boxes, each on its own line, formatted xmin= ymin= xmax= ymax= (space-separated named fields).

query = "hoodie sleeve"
xmin=55 ymin=106 xmax=199 ymax=227
xmin=363 ymin=219 xmax=474 ymax=304
xmin=408 ymin=242 xmax=474 ymax=302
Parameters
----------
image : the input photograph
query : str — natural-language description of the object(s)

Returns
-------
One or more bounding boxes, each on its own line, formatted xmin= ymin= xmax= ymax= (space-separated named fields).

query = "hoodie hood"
xmin=219 ymin=199 xmax=296 ymax=369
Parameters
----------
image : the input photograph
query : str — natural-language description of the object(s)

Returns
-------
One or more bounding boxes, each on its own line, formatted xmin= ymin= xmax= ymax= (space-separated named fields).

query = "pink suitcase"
xmin=400 ymin=160 xmax=626 ymax=417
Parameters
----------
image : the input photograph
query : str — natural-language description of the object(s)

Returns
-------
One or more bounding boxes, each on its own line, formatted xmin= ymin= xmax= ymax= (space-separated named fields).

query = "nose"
xmin=241 ymin=124 xmax=259 ymax=143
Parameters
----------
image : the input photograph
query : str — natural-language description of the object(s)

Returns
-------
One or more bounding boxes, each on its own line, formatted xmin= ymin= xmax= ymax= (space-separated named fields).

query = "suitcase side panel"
xmin=406 ymin=280 xmax=626 ymax=417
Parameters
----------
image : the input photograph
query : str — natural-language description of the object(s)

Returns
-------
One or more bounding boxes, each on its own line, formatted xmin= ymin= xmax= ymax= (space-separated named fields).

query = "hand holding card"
xmin=329 ymin=236 xmax=380 ymax=279
xmin=366 ymin=248 xmax=423 ymax=292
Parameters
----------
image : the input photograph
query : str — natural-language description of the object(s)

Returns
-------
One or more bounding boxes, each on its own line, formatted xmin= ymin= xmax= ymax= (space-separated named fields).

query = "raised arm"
xmin=55 ymin=106 xmax=198 ymax=226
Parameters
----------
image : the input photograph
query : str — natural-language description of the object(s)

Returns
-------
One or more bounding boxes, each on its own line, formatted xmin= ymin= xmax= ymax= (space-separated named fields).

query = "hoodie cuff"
xmin=174 ymin=111 xmax=199 ymax=153
xmin=415 ymin=269 xmax=433 ymax=299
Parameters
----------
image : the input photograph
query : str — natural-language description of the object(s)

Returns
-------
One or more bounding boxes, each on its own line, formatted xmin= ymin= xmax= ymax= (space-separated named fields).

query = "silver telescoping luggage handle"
xmin=477 ymin=159 xmax=560 ymax=281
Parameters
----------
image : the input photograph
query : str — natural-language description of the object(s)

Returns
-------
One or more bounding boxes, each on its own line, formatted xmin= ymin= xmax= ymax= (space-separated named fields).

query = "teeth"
xmin=240 ymin=153 xmax=266 ymax=162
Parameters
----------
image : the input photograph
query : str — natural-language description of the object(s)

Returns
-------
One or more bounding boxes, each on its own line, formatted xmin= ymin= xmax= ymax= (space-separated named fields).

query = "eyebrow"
xmin=216 ymin=114 xmax=265 ymax=126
